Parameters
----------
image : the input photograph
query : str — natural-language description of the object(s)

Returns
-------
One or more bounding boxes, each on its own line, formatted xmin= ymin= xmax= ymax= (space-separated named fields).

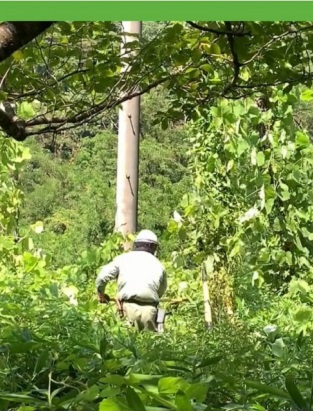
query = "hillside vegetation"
xmin=19 ymin=89 xmax=190 ymax=267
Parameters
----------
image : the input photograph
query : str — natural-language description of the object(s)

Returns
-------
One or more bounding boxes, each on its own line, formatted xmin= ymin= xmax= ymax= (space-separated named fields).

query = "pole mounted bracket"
xmin=126 ymin=175 xmax=135 ymax=197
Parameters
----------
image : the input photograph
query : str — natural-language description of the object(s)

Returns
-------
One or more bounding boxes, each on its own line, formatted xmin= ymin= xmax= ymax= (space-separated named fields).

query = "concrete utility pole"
xmin=115 ymin=22 xmax=142 ymax=240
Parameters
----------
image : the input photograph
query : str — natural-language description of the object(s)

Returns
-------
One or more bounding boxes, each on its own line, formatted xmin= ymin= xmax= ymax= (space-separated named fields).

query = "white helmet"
xmin=134 ymin=229 xmax=158 ymax=245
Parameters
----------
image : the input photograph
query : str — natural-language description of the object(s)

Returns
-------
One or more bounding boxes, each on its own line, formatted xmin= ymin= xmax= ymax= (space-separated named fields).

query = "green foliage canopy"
xmin=2 ymin=21 xmax=313 ymax=140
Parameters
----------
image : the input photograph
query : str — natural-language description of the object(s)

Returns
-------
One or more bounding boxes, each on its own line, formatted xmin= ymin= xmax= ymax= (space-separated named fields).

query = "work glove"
xmin=98 ymin=292 xmax=110 ymax=304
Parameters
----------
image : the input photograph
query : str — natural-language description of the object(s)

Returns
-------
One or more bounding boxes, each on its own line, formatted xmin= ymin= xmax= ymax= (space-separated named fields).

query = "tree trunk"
xmin=0 ymin=22 xmax=54 ymax=63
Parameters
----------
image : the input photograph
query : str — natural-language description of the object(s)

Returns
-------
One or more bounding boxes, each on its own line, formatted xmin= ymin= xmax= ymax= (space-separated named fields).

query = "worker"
xmin=95 ymin=229 xmax=167 ymax=332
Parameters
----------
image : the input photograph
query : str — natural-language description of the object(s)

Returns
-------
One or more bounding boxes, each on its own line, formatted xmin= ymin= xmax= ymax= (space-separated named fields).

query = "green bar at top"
xmin=1 ymin=1 xmax=313 ymax=21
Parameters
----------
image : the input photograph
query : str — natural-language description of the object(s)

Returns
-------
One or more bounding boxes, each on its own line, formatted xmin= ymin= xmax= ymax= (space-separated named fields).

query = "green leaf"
xmin=290 ymin=279 xmax=310 ymax=295
xmin=280 ymin=191 xmax=290 ymax=201
xmin=158 ymin=377 xmax=189 ymax=395
xmin=295 ymin=132 xmax=310 ymax=148
xmin=146 ymin=408 xmax=172 ymax=411
xmin=103 ymin=69 xmax=115 ymax=77
xmin=0 ymin=91 xmax=7 ymax=101
xmin=0 ymin=393 xmax=42 ymax=404
xmin=178 ymin=226 xmax=187 ymax=241
xmin=237 ymin=139 xmax=249 ymax=156
xmin=99 ymin=399 xmax=131 ymax=411
xmin=13 ymin=50 xmax=24 ymax=61
xmin=300 ymin=89 xmax=313 ymax=101
xmin=271 ymin=338 xmax=285 ymax=358
xmin=294 ymin=307 xmax=313 ymax=322
xmin=301 ymin=227 xmax=311 ymax=238
xmin=18 ymin=101 xmax=36 ymax=119
xmin=195 ymin=355 xmax=222 ymax=368
xmin=252 ymin=271 xmax=264 ymax=288
xmin=185 ymin=383 xmax=209 ymax=403
xmin=244 ymin=380 xmax=290 ymax=400
xmin=285 ymin=375 xmax=308 ymax=410
xmin=126 ymin=387 xmax=146 ymax=411
xmin=34 ymin=350 xmax=50 ymax=374
xmin=14 ymin=147 xmax=32 ymax=163
xmin=298 ymin=280 xmax=310 ymax=293
xmin=265 ymin=199 xmax=275 ymax=214
xmin=174 ymin=53 xmax=190 ymax=66
xmin=99 ymin=336 xmax=108 ymax=359
xmin=229 ymin=240 xmax=242 ymax=258
xmin=256 ymin=152 xmax=265 ymax=167
xmin=168 ymin=219 xmax=178 ymax=234
xmin=249 ymin=405 xmax=266 ymax=411
xmin=200 ymin=64 xmax=212 ymax=73
xmin=248 ymin=106 xmax=261 ymax=120
xmin=175 ymin=390 xmax=194 ymax=411
xmin=210 ymin=44 xmax=221 ymax=54
xmin=127 ymin=374 xmax=162 ymax=387
xmin=185 ymin=68 xmax=200 ymax=79
xmin=144 ymin=392 xmax=177 ymax=410
xmin=240 ymin=67 xmax=251 ymax=81
xmin=204 ymin=255 xmax=214 ymax=275
xmin=9 ymin=342 xmax=37 ymax=354
xmin=0 ymin=399 xmax=9 ymax=411
xmin=76 ymin=385 xmax=99 ymax=401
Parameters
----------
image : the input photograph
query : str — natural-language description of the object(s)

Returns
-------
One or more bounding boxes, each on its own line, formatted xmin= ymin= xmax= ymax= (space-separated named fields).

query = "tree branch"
xmin=1 ymin=77 xmax=168 ymax=140
xmin=0 ymin=103 xmax=26 ymax=140
xmin=224 ymin=21 xmax=242 ymax=91
xmin=242 ymin=25 xmax=313 ymax=66
xmin=186 ymin=21 xmax=251 ymax=37
xmin=0 ymin=22 xmax=55 ymax=63
xmin=8 ymin=68 xmax=89 ymax=99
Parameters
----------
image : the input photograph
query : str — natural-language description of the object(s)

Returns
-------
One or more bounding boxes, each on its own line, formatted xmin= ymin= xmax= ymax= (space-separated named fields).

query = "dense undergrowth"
xmin=0 ymin=237 xmax=312 ymax=411
xmin=3 ymin=86 xmax=313 ymax=411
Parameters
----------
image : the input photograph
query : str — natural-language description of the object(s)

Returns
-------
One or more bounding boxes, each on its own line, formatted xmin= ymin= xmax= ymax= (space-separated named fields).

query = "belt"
xmin=122 ymin=298 xmax=159 ymax=308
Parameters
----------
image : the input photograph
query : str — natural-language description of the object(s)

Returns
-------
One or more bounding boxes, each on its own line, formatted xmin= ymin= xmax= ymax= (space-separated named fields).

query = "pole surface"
xmin=115 ymin=21 xmax=142 ymax=237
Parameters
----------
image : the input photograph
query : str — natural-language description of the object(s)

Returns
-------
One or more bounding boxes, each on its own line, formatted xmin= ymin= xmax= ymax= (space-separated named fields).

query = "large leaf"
xmin=271 ymin=338 xmax=286 ymax=358
xmin=295 ymin=132 xmax=310 ymax=149
xmin=0 ymin=393 xmax=43 ymax=404
xmin=175 ymin=390 xmax=194 ymax=411
xmin=126 ymin=387 xmax=146 ymax=411
xmin=99 ymin=399 xmax=131 ymax=411
xmin=244 ymin=380 xmax=291 ymax=400
xmin=285 ymin=375 xmax=308 ymax=410
xmin=185 ymin=383 xmax=209 ymax=403
xmin=158 ymin=377 xmax=189 ymax=395
xmin=195 ymin=355 xmax=223 ymax=368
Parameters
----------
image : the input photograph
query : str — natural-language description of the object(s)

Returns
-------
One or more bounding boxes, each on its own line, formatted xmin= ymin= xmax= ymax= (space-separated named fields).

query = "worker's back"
xmin=115 ymin=250 xmax=165 ymax=303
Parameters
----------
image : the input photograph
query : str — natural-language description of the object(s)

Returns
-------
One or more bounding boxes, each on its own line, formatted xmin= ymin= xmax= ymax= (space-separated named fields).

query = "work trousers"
xmin=122 ymin=301 xmax=158 ymax=332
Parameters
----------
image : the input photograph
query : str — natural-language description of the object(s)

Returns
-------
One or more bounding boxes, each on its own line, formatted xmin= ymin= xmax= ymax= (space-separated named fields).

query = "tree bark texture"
xmin=0 ymin=22 xmax=54 ymax=63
